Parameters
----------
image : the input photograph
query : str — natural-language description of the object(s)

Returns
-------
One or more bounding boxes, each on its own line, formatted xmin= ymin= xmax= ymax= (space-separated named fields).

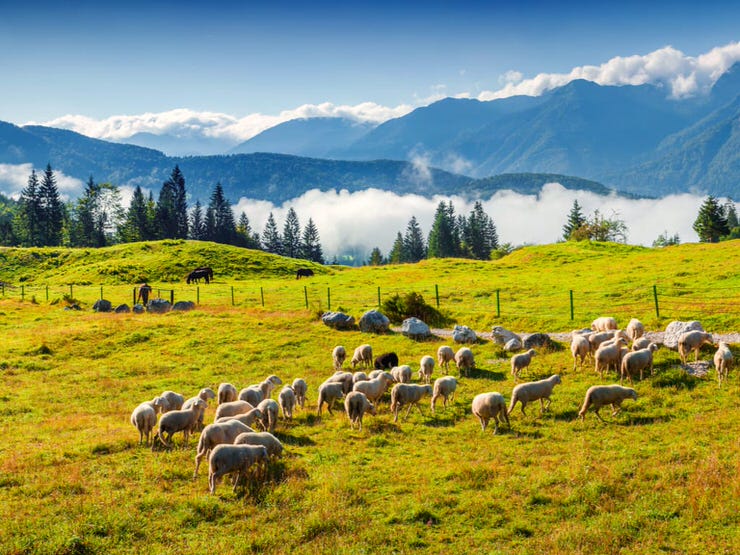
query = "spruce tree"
xmin=236 ymin=212 xmax=260 ymax=249
xmin=723 ymin=199 xmax=738 ymax=230
xmin=282 ymin=208 xmax=301 ymax=258
xmin=206 ymin=183 xmax=237 ymax=244
xmin=301 ymin=218 xmax=324 ymax=263
xmin=16 ymin=170 xmax=43 ymax=246
xmin=39 ymin=164 xmax=64 ymax=246
xmin=693 ymin=196 xmax=729 ymax=243
xmin=120 ymin=186 xmax=150 ymax=242
xmin=463 ymin=201 xmax=498 ymax=259
xmin=156 ymin=174 xmax=178 ymax=239
xmin=403 ymin=216 xmax=426 ymax=262
xmin=388 ymin=232 xmax=406 ymax=264
xmin=563 ymin=200 xmax=586 ymax=240
xmin=190 ymin=201 xmax=205 ymax=240
xmin=367 ymin=247 xmax=384 ymax=266
xmin=171 ymin=165 xmax=189 ymax=239
xmin=262 ymin=212 xmax=283 ymax=255
xmin=427 ymin=201 xmax=457 ymax=258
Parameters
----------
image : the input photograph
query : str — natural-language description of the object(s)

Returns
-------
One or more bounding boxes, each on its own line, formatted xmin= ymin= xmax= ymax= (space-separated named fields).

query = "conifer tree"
xmin=120 ymin=186 xmax=152 ymax=242
xmin=723 ymin=199 xmax=738 ymax=230
xmin=236 ymin=212 xmax=260 ymax=249
xmin=367 ymin=247 xmax=384 ymax=266
xmin=403 ymin=216 xmax=426 ymax=262
xmin=693 ymin=196 xmax=729 ymax=243
xmin=463 ymin=201 xmax=498 ymax=259
xmin=205 ymin=183 xmax=237 ymax=244
xmin=300 ymin=218 xmax=324 ymax=263
xmin=562 ymin=200 xmax=586 ymax=240
xmin=39 ymin=164 xmax=64 ymax=246
xmin=388 ymin=232 xmax=406 ymax=264
xmin=282 ymin=208 xmax=301 ymax=258
xmin=15 ymin=170 xmax=43 ymax=246
xmin=427 ymin=201 xmax=457 ymax=258
xmin=190 ymin=201 xmax=205 ymax=240
xmin=262 ymin=212 xmax=282 ymax=255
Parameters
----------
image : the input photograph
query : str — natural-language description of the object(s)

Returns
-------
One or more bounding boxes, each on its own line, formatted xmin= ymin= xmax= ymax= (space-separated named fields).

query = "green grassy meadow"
xmin=0 ymin=240 xmax=738 ymax=554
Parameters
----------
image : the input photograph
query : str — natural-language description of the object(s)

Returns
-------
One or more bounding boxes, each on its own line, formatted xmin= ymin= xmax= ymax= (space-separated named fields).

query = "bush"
xmin=381 ymin=291 xmax=448 ymax=327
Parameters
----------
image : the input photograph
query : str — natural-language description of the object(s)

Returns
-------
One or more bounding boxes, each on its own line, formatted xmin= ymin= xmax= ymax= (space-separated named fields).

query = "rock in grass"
xmin=172 ymin=301 xmax=196 ymax=312
xmin=93 ymin=299 xmax=112 ymax=312
xmin=147 ymin=299 xmax=171 ymax=313
xmin=452 ymin=325 xmax=477 ymax=344
xmin=322 ymin=311 xmax=355 ymax=330
xmin=115 ymin=304 xmax=131 ymax=313
xmin=401 ymin=317 xmax=431 ymax=339
xmin=663 ymin=321 xmax=704 ymax=351
xmin=359 ymin=310 xmax=390 ymax=334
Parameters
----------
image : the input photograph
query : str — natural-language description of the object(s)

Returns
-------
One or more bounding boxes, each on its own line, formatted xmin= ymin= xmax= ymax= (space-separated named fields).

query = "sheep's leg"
xmin=594 ymin=408 xmax=606 ymax=422
xmin=479 ymin=416 xmax=487 ymax=431
xmin=404 ymin=403 xmax=414 ymax=421
xmin=520 ymin=402 xmax=527 ymax=416
xmin=492 ymin=415 xmax=500 ymax=435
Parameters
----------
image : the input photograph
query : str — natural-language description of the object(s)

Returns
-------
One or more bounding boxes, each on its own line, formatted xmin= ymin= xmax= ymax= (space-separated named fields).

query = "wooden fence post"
xmin=197 ymin=286 xmax=200 ymax=305
xmin=304 ymin=286 xmax=308 ymax=309
xmin=377 ymin=286 xmax=381 ymax=308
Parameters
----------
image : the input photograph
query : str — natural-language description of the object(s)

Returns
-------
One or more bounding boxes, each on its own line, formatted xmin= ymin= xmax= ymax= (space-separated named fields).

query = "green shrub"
xmin=381 ymin=291 xmax=448 ymax=327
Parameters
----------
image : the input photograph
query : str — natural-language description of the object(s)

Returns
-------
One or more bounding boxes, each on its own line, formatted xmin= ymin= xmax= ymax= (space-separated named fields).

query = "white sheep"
xmin=678 ymin=331 xmax=714 ymax=364
xmin=193 ymin=419 xmax=254 ymax=477
xmin=620 ymin=343 xmax=659 ymax=383
xmin=208 ymin=443 xmax=268 ymax=494
xmin=344 ymin=391 xmax=376 ymax=431
xmin=234 ymin=431 xmax=284 ymax=459
xmin=182 ymin=388 xmax=217 ymax=431
xmin=431 ymin=376 xmax=457 ymax=413
xmin=510 ymin=349 xmax=536 ymax=381
xmin=714 ymin=342 xmax=733 ymax=387
xmin=507 ymin=374 xmax=562 ymax=416
xmin=317 ymin=381 xmax=345 ymax=416
xmin=292 ymin=378 xmax=308 ymax=409
xmin=214 ymin=407 xmax=263 ymax=429
xmin=591 ymin=316 xmax=618 ymax=332
xmin=130 ymin=397 xmax=166 ymax=445
xmin=391 ymin=365 xmax=412 ymax=383
xmin=218 ymin=383 xmax=237 ymax=405
xmin=368 ymin=370 xmax=383 ymax=379
xmin=257 ymin=398 xmax=280 ymax=432
xmin=632 ymin=336 xmax=651 ymax=351
xmin=437 ymin=346 xmax=455 ymax=371
xmin=571 ymin=333 xmax=590 ymax=371
xmin=332 ymin=345 xmax=347 ymax=370
xmin=278 ymin=386 xmax=296 ymax=420
xmin=454 ymin=347 xmax=475 ymax=377
xmin=588 ymin=329 xmax=628 ymax=352
xmin=351 ymin=344 xmax=373 ymax=369
xmin=594 ymin=338 xmax=628 ymax=378
xmin=418 ymin=355 xmax=435 ymax=384
xmin=159 ymin=390 xmax=185 ymax=412
xmin=578 ymin=384 xmax=637 ymax=421
xmin=239 ymin=375 xmax=282 ymax=405
xmin=390 ymin=383 xmax=433 ymax=423
xmin=326 ymin=371 xmax=355 ymax=394
xmin=352 ymin=372 xmax=395 ymax=405
xmin=214 ymin=400 xmax=255 ymax=421
xmin=626 ymin=318 xmax=645 ymax=341
xmin=155 ymin=399 xmax=206 ymax=449
xmin=352 ymin=371 xmax=369 ymax=384
xmin=471 ymin=392 xmax=509 ymax=434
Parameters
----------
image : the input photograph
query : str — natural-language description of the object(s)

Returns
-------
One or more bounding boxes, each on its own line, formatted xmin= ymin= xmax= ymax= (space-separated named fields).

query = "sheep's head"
xmin=367 ymin=402 xmax=377 ymax=416
xmin=200 ymin=388 xmax=216 ymax=401
xmin=551 ymin=374 xmax=562 ymax=385
xmin=629 ymin=389 xmax=638 ymax=400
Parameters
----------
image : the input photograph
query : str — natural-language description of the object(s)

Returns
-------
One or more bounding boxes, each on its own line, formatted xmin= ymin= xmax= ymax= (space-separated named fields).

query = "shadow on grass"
xmin=467 ymin=369 xmax=506 ymax=381
xmin=274 ymin=432 xmax=315 ymax=447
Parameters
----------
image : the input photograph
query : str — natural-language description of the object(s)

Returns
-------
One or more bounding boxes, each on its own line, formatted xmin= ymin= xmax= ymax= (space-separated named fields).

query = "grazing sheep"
xmin=390 ymin=383 xmax=433 ymax=423
xmin=391 ymin=365 xmax=412 ymax=384
xmin=511 ymin=349 xmax=536 ymax=381
xmin=351 ymin=344 xmax=373 ymax=369
xmin=374 ymin=352 xmax=399 ymax=370
xmin=332 ymin=345 xmax=347 ymax=370
xmin=508 ymin=374 xmax=562 ymax=416
xmin=626 ymin=318 xmax=645 ymax=341
xmin=578 ymin=384 xmax=637 ymax=421
xmin=571 ymin=334 xmax=590 ymax=371
xmin=193 ymin=419 xmax=254 ymax=477
xmin=352 ymin=372 xmax=395 ymax=405
xmin=214 ymin=408 xmax=263 ymax=429
xmin=278 ymin=386 xmax=296 ymax=420
xmin=239 ymin=380 xmax=272 ymax=406
xmin=632 ymin=336 xmax=651 ymax=351
xmin=214 ymin=400 xmax=255 ymax=421
xmin=326 ymin=371 xmax=354 ymax=394
xmin=292 ymin=378 xmax=308 ymax=409
xmin=431 ymin=376 xmax=457 ymax=413
xmin=159 ymin=390 xmax=185 ymax=412
xmin=437 ymin=346 xmax=455 ymax=371
xmin=234 ymin=431 xmax=284 ymax=459
xmin=454 ymin=347 xmax=475 ymax=377
xmin=182 ymin=388 xmax=217 ymax=431
xmin=471 ymin=392 xmax=510 ymax=434
xmin=418 ymin=355 xmax=435 ymax=384
xmin=352 ymin=371 xmax=369 ymax=384
xmin=678 ymin=331 xmax=714 ymax=364
xmin=714 ymin=342 xmax=733 ymax=386
xmin=218 ymin=383 xmax=238 ymax=405
xmin=588 ymin=330 xmax=628 ymax=352
xmin=368 ymin=370 xmax=383 ymax=379
xmin=344 ymin=391 xmax=376 ymax=431
xmin=155 ymin=399 xmax=206 ymax=449
xmin=317 ymin=381 xmax=345 ymax=416
xmin=591 ymin=316 xmax=618 ymax=332
xmin=130 ymin=397 xmax=166 ymax=445
xmin=257 ymin=398 xmax=280 ymax=432
xmin=208 ymin=443 xmax=268 ymax=494
xmin=621 ymin=343 xmax=659 ymax=383
xmin=594 ymin=338 xmax=628 ymax=378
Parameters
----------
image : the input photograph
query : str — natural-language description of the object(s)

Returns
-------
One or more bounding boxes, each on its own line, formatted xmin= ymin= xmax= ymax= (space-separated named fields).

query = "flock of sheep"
xmin=130 ymin=316 xmax=734 ymax=495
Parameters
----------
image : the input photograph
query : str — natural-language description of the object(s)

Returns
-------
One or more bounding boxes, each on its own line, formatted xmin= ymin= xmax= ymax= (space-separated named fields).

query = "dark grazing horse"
xmin=186 ymin=266 xmax=214 ymax=284
xmin=296 ymin=268 xmax=315 ymax=279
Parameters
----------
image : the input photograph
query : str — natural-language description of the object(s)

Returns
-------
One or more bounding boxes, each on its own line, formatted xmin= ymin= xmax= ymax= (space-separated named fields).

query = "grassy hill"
xmin=0 ymin=240 xmax=738 ymax=554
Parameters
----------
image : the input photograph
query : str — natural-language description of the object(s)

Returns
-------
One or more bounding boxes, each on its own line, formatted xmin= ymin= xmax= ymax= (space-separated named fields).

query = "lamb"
xmin=591 ymin=316 xmax=618 ymax=332
xmin=678 ymin=331 xmax=714 ymax=364
xmin=437 ymin=345 xmax=455 ymax=371
xmin=326 ymin=371 xmax=354 ymax=394
xmin=292 ymin=378 xmax=307 ymax=409
xmin=431 ymin=376 xmax=457 ymax=413
xmin=154 ymin=399 xmax=206 ymax=449
xmin=351 ymin=344 xmax=373 ymax=369
xmin=374 ymin=352 xmax=399 ymax=370
xmin=257 ymin=398 xmax=280 ymax=432
xmin=130 ymin=397 xmax=166 ymax=445
xmin=218 ymin=383 xmax=237 ymax=405
xmin=391 ymin=365 xmax=412 ymax=383
xmin=352 ymin=371 xmax=369 ymax=384
xmin=625 ymin=318 xmax=645 ymax=341
xmin=390 ymin=383 xmax=433 ymax=423
xmin=278 ymin=386 xmax=296 ymax=420
xmin=471 ymin=392 xmax=510 ymax=434
xmin=332 ymin=345 xmax=347 ymax=370
xmin=208 ymin=443 xmax=268 ymax=494
xmin=507 ymin=374 xmax=561 ymax=416
xmin=344 ymin=391 xmax=376 ymax=431
xmin=214 ymin=407 xmax=263 ymax=429
xmin=193 ymin=419 xmax=254 ymax=477
xmin=621 ymin=343 xmax=659 ymax=383
xmin=714 ymin=342 xmax=733 ymax=387
xmin=571 ymin=333 xmax=590 ymax=371
xmin=578 ymin=384 xmax=637 ymax=421
xmin=510 ymin=349 xmax=536 ymax=381
xmin=352 ymin=372 xmax=395 ymax=405
xmin=454 ymin=347 xmax=475 ymax=377
xmin=234 ymin=431 xmax=284 ymax=459
xmin=418 ymin=355 xmax=435 ymax=384
xmin=182 ymin=388 xmax=217 ymax=431
xmin=159 ymin=390 xmax=185 ymax=412
xmin=631 ymin=336 xmax=651 ymax=351
xmin=214 ymin=400 xmax=255 ymax=421
xmin=317 ymin=381 xmax=345 ymax=416
xmin=594 ymin=338 xmax=628 ymax=378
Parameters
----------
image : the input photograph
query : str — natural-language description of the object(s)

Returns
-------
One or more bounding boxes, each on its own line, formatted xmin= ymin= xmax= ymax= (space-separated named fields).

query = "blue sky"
xmin=1 ymin=0 xmax=738 ymax=126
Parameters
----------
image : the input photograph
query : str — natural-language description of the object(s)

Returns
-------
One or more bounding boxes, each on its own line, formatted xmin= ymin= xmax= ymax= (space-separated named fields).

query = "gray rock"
xmin=401 ymin=317 xmax=431 ymax=339
xmin=93 ymin=299 xmax=112 ymax=312
xmin=452 ymin=325 xmax=477 ymax=344
xmin=492 ymin=326 xmax=521 ymax=347
xmin=359 ymin=310 xmax=390 ymax=334
xmin=663 ymin=321 xmax=704 ymax=351
xmin=504 ymin=337 xmax=523 ymax=352
xmin=523 ymin=333 xmax=554 ymax=350
xmin=322 ymin=311 xmax=355 ymax=330
xmin=114 ymin=304 xmax=131 ymax=314
xmin=172 ymin=301 xmax=196 ymax=312
xmin=147 ymin=299 xmax=172 ymax=314
xmin=132 ymin=304 xmax=145 ymax=314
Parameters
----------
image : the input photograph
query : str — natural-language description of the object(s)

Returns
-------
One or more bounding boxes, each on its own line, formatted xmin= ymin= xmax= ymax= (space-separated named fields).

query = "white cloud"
xmin=0 ymin=163 xmax=85 ymax=201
